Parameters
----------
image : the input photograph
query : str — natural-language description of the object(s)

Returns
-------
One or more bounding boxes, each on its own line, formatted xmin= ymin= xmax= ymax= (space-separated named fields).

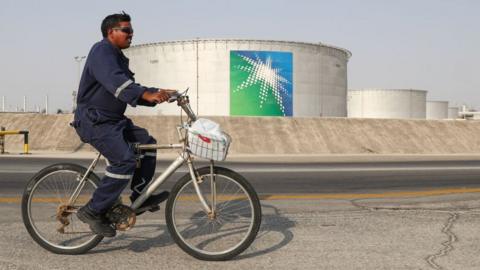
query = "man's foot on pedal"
xmin=131 ymin=191 xmax=169 ymax=215
xmin=77 ymin=205 xmax=116 ymax=237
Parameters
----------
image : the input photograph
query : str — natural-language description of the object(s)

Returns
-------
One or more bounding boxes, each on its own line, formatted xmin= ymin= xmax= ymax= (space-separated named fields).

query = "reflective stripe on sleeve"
xmin=114 ymin=79 xmax=133 ymax=98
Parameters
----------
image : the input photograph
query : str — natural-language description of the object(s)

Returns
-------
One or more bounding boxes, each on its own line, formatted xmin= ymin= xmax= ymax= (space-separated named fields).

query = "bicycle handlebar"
xmin=167 ymin=88 xmax=197 ymax=122
xmin=167 ymin=87 xmax=189 ymax=103
xmin=167 ymin=93 xmax=181 ymax=103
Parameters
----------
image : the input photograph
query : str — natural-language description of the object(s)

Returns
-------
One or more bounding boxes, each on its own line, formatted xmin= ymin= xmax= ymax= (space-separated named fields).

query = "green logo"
xmin=230 ymin=51 xmax=293 ymax=116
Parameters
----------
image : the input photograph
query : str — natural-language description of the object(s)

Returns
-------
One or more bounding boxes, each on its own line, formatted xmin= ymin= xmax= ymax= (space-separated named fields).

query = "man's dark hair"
xmin=101 ymin=12 xmax=131 ymax=38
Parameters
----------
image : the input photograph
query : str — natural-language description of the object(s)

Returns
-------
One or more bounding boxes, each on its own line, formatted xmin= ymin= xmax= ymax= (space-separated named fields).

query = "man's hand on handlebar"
xmin=142 ymin=89 xmax=178 ymax=104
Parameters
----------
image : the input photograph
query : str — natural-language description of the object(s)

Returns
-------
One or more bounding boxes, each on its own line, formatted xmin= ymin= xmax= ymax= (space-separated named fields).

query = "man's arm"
xmin=89 ymin=45 xmax=147 ymax=107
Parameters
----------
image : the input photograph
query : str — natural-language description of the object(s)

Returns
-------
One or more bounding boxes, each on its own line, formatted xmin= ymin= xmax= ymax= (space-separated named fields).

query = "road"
xmin=2 ymin=156 xmax=480 ymax=269
xmin=2 ymin=157 xmax=480 ymax=195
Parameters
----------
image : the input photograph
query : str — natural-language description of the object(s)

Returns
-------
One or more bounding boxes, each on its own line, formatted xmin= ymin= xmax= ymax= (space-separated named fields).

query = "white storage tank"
xmin=347 ymin=89 xmax=427 ymax=119
xmin=123 ymin=39 xmax=351 ymax=117
xmin=426 ymin=101 xmax=448 ymax=119
xmin=448 ymin=107 xmax=460 ymax=119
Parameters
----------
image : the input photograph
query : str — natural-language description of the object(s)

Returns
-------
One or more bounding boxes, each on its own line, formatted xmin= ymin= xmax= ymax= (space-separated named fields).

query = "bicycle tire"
xmin=165 ymin=166 xmax=262 ymax=261
xmin=21 ymin=163 xmax=104 ymax=255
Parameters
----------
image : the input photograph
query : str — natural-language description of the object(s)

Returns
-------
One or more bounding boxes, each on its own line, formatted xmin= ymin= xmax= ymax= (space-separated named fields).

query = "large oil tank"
xmin=426 ymin=101 xmax=448 ymax=119
xmin=347 ymin=89 xmax=427 ymax=119
xmin=448 ymin=107 xmax=460 ymax=119
xmin=123 ymin=39 xmax=351 ymax=117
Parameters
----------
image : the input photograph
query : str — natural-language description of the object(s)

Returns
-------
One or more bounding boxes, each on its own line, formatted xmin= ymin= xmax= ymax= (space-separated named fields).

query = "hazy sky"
xmin=0 ymin=0 xmax=478 ymax=112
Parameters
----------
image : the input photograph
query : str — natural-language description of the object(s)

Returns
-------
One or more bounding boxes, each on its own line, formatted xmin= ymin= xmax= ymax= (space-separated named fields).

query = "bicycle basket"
xmin=187 ymin=118 xmax=231 ymax=161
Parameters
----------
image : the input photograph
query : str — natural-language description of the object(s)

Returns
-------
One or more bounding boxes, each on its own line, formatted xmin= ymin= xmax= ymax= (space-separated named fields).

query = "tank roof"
xmin=349 ymin=88 xmax=428 ymax=93
xmin=129 ymin=38 xmax=352 ymax=59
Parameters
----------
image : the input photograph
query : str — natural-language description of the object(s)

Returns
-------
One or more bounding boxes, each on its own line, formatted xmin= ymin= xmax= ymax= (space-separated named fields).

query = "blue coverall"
xmin=72 ymin=38 xmax=158 ymax=214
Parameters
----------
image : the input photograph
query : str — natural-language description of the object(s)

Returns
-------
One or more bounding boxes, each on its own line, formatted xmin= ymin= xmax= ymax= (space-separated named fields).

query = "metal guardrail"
xmin=0 ymin=126 xmax=30 ymax=154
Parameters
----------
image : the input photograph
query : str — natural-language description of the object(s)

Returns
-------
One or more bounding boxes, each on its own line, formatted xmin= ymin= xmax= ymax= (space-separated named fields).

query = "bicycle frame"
xmin=129 ymin=146 xmax=213 ymax=215
xmin=67 ymin=93 xmax=215 ymax=216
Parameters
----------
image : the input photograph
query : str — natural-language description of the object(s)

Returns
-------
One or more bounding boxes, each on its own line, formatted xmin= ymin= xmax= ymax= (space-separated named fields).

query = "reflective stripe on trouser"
xmin=86 ymin=119 xmax=157 ymax=214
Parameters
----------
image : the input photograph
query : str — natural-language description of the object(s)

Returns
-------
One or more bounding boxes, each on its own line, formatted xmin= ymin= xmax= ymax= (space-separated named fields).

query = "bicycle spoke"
xmin=217 ymin=199 xmax=249 ymax=213
xmin=216 ymin=188 xmax=244 ymax=211
xmin=27 ymin=169 xmax=99 ymax=251
xmin=220 ymin=205 xmax=252 ymax=215
xmin=170 ymin=171 xmax=259 ymax=257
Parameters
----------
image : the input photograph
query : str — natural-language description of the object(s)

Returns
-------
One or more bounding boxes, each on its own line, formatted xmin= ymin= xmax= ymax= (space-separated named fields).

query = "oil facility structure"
xmin=123 ymin=39 xmax=351 ymax=117
xmin=347 ymin=89 xmax=428 ymax=119
xmin=426 ymin=101 xmax=449 ymax=119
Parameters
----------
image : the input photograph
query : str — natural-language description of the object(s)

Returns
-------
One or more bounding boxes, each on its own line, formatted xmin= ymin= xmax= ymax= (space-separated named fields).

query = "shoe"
xmin=131 ymin=191 xmax=170 ymax=216
xmin=77 ymin=205 xmax=116 ymax=237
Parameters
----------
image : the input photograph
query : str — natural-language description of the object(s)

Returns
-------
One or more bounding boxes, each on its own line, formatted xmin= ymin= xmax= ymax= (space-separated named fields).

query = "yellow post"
xmin=0 ymin=127 xmax=4 ymax=154
xmin=0 ymin=130 xmax=30 ymax=154
xmin=21 ymin=130 xmax=29 ymax=154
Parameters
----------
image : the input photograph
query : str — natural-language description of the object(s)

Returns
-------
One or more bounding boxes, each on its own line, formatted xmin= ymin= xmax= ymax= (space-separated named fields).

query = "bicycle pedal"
xmin=135 ymin=205 xmax=160 ymax=215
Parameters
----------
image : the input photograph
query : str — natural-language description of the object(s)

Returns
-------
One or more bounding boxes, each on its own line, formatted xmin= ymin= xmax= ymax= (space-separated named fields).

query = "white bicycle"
xmin=21 ymin=90 xmax=262 ymax=261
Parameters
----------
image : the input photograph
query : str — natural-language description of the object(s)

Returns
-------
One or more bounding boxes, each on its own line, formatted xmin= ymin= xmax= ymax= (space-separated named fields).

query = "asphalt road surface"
xmin=2 ymin=157 xmax=480 ymax=196
xmin=2 ymin=156 xmax=480 ymax=269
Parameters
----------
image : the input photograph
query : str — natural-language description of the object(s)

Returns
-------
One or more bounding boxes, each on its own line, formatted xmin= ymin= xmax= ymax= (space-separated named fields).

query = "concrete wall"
xmin=1 ymin=113 xmax=480 ymax=154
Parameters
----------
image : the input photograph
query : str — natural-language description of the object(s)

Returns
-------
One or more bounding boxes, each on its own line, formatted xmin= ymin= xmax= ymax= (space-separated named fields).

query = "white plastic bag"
xmin=187 ymin=118 xmax=231 ymax=161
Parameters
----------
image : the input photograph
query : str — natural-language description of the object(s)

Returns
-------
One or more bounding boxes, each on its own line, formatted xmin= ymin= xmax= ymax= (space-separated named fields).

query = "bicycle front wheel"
xmin=21 ymin=163 xmax=103 ymax=254
xmin=165 ymin=166 xmax=262 ymax=261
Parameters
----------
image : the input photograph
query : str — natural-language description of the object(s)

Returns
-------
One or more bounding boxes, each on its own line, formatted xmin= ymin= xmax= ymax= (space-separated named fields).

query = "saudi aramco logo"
xmin=230 ymin=51 xmax=293 ymax=116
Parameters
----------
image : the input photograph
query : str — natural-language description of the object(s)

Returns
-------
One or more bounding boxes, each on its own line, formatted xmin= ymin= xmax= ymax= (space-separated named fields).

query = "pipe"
xmin=45 ymin=95 xmax=48 ymax=115
xmin=196 ymin=37 xmax=199 ymax=115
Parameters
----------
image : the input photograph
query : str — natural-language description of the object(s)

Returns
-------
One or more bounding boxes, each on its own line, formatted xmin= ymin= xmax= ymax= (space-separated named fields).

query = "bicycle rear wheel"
xmin=21 ymin=163 xmax=103 ymax=254
xmin=165 ymin=166 xmax=262 ymax=261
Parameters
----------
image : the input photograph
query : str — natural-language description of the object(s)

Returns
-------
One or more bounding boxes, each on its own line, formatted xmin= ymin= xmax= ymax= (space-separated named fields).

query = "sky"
xmin=0 ymin=0 xmax=478 ymax=112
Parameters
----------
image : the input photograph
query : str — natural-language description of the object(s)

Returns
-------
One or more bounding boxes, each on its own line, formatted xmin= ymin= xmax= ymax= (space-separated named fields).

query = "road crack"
xmin=425 ymin=212 xmax=459 ymax=270
xmin=349 ymin=200 xmax=460 ymax=270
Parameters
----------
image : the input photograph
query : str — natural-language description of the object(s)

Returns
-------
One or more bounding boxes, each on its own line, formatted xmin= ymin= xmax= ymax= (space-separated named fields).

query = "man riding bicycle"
xmin=72 ymin=12 xmax=173 ymax=237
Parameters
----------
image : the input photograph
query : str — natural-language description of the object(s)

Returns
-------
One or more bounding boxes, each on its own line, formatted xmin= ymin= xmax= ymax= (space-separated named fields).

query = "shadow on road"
xmin=87 ymin=203 xmax=295 ymax=260
xmin=234 ymin=203 xmax=295 ymax=260
xmin=88 ymin=223 xmax=173 ymax=254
